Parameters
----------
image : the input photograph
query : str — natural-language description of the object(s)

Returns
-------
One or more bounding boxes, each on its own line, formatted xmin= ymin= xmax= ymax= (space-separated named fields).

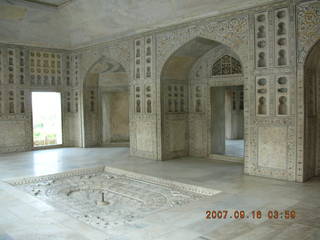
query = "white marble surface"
xmin=225 ymin=140 xmax=244 ymax=157
xmin=0 ymin=0 xmax=277 ymax=49
xmin=0 ymin=147 xmax=320 ymax=239
xmin=12 ymin=167 xmax=218 ymax=234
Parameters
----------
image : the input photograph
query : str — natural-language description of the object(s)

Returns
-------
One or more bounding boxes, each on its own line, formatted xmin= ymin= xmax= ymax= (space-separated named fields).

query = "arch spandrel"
xmin=80 ymin=42 xmax=131 ymax=85
xmin=83 ymin=56 xmax=128 ymax=88
xmin=297 ymin=1 xmax=320 ymax=65
xmin=156 ymin=15 xmax=249 ymax=76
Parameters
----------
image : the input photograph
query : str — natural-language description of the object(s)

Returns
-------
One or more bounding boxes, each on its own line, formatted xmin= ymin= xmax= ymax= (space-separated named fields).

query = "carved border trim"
xmin=5 ymin=165 xmax=221 ymax=196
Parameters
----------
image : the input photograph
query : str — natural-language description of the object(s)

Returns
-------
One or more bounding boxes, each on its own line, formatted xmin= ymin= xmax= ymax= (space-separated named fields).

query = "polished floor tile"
xmin=0 ymin=147 xmax=319 ymax=240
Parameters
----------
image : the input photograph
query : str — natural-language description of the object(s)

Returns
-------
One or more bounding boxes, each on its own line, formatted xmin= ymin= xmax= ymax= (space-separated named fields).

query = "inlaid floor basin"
xmin=6 ymin=166 xmax=220 ymax=232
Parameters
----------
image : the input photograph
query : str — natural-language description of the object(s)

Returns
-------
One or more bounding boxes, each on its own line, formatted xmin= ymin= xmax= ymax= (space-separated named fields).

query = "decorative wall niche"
xmin=134 ymin=36 xmax=153 ymax=80
xmin=8 ymin=48 xmax=16 ymax=84
xmin=167 ymin=84 xmax=187 ymax=113
xmin=66 ymin=91 xmax=71 ymax=113
xmin=74 ymin=91 xmax=79 ymax=113
xmin=73 ymin=55 xmax=80 ymax=87
xmin=135 ymin=86 xmax=142 ymax=113
xmin=256 ymin=76 xmax=269 ymax=115
xmin=66 ymin=55 xmax=71 ymax=86
xmin=19 ymin=90 xmax=25 ymax=114
xmin=134 ymin=39 xmax=143 ymax=80
xmin=276 ymin=76 xmax=289 ymax=115
xmin=89 ymin=90 xmax=96 ymax=113
xmin=65 ymin=54 xmax=80 ymax=87
xmin=145 ymin=36 xmax=153 ymax=79
xmin=194 ymin=85 xmax=203 ymax=113
xmin=145 ymin=85 xmax=152 ymax=113
xmin=275 ymin=8 xmax=289 ymax=67
xmin=8 ymin=90 xmax=15 ymax=114
xmin=255 ymin=12 xmax=269 ymax=68
xmin=19 ymin=50 xmax=25 ymax=85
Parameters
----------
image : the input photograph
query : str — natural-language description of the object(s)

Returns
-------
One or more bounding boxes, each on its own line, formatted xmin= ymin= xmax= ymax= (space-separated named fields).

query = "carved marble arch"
xmin=83 ymin=56 xmax=128 ymax=88
xmin=159 ymin=37 xmax=245 ymax=160
xmin=295 ymin=1 xmax=320 ymax=182
xmin=82 ymin=56 xmax=129 ymax=148
xmin=211 ymin=55 xmax=242 ymax=76
xmin=303 ymin=39 xmax=320 ymax=181
xmin=160 ymin=37 xmax=240 ymax=81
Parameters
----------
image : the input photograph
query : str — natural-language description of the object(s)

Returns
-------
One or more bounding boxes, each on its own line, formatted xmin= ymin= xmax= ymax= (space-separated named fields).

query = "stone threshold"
xmin=209 ymin=154 xmax=244 ymax=163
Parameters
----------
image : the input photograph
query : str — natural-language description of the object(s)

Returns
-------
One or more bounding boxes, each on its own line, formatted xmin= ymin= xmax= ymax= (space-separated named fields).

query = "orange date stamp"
xmin=205 ymin=210 xmax=296 ymax=220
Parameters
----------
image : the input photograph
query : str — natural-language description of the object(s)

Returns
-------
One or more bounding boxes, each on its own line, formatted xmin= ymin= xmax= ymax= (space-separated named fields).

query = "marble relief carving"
xmin=157 ymin=14 xmax=249 ymax=161
xmin=212 ymin=55 xmax=242 ymax=76
xmin=10 ymin=166 xmax=219 ymax=235
xmin=276 ymin=75 xmax=289 ymax=115
xmin=130 ymin=35 xmax=156 ymax=159
xmin=134 ymin=38 xmax=142 ymax=79
xmin=256 ymin=76 xmax=269 ymax=116
xmin=19 ymin=49 xmax=25 ymax=85
xmin=255 ymin=12 xmax=269 ymax=68
xmin=30 ymin=51 xmax=63 ymax=87
xmin=0 ymin=44 xmax=80 ymax=152
xmin=275 ymin=8 xmax=290 ymax=67
xmin=297 ymin=1 xmax=320 ymax=64
xmin=0 ymin=1 xmax=319 ymax=182
xmin=166 ymin=85 xmax=186 ymax=113
xmin=145 ymin=36 xmax=153 ymax=79
xmin=135 ymin=86 xmax=141 ymax=113
xmin=8 ymin=48 xmax=16 ymax=85
xmin=145 ymin=85 xmax=152 ymax=113
xmin=156 ymin=15 xmax=249 ymax=72
xmin=296 ymin=1 xmax=320 ymax=182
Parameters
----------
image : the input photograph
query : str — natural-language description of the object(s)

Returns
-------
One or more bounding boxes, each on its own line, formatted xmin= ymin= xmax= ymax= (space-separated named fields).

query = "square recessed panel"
xmin=9 ymin=167 xmax=220 ymax=233
xmin=21 ymin=0 xmax=72 ymax=8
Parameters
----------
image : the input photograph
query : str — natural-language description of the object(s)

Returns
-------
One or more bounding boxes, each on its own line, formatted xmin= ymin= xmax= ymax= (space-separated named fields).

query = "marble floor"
xmin=225 ymin=139 xmax=244 ymax=157
xmin=0 ymin=147 xmax=319 ymax=240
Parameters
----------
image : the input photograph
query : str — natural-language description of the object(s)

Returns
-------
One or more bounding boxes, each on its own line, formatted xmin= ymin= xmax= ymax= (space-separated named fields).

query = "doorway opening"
xmin=211 ymin=86 xmax=244 ymax=160
xmin=32 ymin=92 xmax=63 ymax=148
xmin=160 ymin=37 xmax=245 ymax=162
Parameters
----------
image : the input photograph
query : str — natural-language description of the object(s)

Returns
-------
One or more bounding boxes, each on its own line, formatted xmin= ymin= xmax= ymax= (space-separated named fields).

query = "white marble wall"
xmin=0 ymin=45 xmax=81 ymax=152
xmin=0 ymin=0 xmax=320 ymax=182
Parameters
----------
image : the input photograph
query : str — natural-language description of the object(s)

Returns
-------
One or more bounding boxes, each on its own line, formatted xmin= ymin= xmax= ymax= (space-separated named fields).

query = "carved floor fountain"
xmin=7 ymin=166 xmax=220 ymax=232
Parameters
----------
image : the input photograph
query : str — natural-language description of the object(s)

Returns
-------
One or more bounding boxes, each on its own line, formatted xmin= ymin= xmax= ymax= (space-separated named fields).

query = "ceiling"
xmin=0 ymin=0 xmax=277 ymax=49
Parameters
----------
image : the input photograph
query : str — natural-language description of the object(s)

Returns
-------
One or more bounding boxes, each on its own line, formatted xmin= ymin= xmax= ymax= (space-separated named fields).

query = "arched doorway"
xmin=160 ymin=37 xmax=245 ymax=161
xmin=304 ymin=39 xmax=320 ymax=180
xmin=83 ymin=57 xmax=130 ymax=147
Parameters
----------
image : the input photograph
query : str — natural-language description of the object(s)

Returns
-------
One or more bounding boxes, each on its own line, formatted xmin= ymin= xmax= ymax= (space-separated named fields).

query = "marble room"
xmin=0 ymin=0 xmax=320 ymax=239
